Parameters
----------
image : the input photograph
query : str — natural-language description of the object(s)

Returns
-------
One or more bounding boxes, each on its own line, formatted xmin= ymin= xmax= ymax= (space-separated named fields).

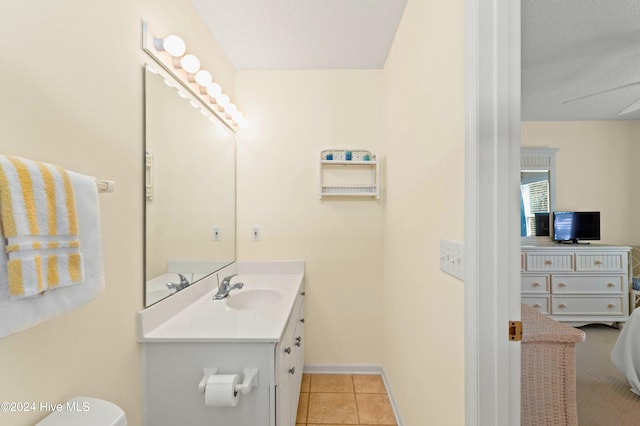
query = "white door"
xmin=465 ymin=0 xmax=522 ymax=425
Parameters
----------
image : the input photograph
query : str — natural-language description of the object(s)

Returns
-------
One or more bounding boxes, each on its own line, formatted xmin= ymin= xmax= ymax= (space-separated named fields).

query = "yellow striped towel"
xmin=0 ymin=155 xmax=84 ymax=298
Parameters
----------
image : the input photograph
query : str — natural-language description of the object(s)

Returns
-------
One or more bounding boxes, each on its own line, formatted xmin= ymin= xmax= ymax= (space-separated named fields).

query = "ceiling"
xmin=190 ymin=1 xmax=640 ymax=120
xmin=522 ymin=0 xmax=640 ymax=121
xmin=190 ymin=0 xmax=407 ymax=70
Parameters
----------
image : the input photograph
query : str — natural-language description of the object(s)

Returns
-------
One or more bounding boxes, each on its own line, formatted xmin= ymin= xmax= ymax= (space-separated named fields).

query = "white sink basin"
xmin=226 ymin=289 xmax=282 ymax=310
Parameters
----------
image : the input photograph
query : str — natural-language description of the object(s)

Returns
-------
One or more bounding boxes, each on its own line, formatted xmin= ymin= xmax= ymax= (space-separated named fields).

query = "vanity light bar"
xmin=142 ymin=21 xmax=248 ymax=131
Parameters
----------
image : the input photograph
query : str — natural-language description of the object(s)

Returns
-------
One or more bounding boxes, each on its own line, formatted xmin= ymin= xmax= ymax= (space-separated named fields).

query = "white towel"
xmin=0 ymin=169 xmax=104 ymax=338
xmin=0 ymin=155 xmax=84 ymax=297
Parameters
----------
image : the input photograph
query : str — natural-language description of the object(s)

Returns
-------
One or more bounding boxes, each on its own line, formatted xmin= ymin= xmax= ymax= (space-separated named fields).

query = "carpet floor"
xmin=576 ymin=324 xmax=640 ymax=426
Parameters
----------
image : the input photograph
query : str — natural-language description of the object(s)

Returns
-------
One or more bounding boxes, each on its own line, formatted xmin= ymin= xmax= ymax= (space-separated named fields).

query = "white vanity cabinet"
xmin=139 ymin=264 xmax=305 ymax=426
xmin=521 ymin=244 xmax=631 ymax=325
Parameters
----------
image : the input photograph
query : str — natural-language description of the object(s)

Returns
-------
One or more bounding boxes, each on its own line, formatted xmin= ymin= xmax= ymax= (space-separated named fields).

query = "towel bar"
xmin=95 ymin=179 xmax=115 ymax=193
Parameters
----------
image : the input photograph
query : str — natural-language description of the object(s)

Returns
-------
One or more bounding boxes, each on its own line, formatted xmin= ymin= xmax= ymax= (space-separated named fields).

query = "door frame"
xmin=464 ymin=0 xmax=521 ymax=424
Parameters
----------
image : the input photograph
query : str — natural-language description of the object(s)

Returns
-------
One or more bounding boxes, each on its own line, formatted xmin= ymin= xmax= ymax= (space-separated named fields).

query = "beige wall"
xmin=522 ymin=121 xmax=640 ymax=245
xmin=381 ymin=0 xmax=465 ymax=424
xmin=0 ymin=1 xmax=234 ymax=424
xmin=235 ymin=70 xmax=385 ymax=365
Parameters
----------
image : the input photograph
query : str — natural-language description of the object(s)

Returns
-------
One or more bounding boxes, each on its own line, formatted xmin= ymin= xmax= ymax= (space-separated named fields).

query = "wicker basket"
xmin=521 ymin=304 xmax=586 ymax=426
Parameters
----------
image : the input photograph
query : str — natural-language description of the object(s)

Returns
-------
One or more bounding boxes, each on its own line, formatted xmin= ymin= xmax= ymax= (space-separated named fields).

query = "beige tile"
xmin=310 ymin=374 xmax=354 ymax=393
xmin=297 ymin=392 xmax=309 ymax=423
xmin=307 ymin=392 xmax=359 ymax=424
xmin=301 ymin=373 xmax=311 ymax=392
xmin=353 ymin=374 xmax=387 ymax=394
xmin=356 ymin=393 xmax=397 ymax=425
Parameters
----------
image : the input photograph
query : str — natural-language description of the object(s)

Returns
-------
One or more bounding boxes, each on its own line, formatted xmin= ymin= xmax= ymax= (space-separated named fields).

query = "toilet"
xmin=35 ymin=396 xmax=127 ymax=425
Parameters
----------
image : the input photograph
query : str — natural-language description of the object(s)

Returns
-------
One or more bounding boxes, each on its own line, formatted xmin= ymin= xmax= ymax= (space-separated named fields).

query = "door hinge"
xmin=509 ymin=320 xmax=523 ymax=341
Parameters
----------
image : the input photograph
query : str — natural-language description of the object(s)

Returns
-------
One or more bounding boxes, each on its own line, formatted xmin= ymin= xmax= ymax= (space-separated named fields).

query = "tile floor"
xmin=296 ymin=373 xmax=397 ymax=426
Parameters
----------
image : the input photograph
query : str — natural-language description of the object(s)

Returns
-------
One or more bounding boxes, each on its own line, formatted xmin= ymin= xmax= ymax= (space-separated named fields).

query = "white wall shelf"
xmin=319 ymin=149 xmax=380 ymax=199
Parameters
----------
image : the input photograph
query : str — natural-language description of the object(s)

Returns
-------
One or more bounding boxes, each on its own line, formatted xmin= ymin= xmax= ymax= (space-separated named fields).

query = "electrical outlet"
xmin=440 ymin=240 xmax=464 ymax=281
xmin=251 ymin=226 xmax=261 ymax=241
xmin=212 ymin=226 xmax=221 ymax=241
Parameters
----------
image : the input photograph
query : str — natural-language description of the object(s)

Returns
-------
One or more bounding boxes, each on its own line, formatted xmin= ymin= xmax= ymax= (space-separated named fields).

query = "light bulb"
xmin=224 ymin=103 xmax=237 ymax=114
xmin=194 ymin=70 xmax=212 ymax=87
xmin=216 ymin=93 xmax=230 ymax=108
xmin=179 ymin=54 xmax=200 ymax=74
xmin=206 ymin=83 xmax=222 ymax=98
xmin=155 ymin=35 xmax=186 ymax=57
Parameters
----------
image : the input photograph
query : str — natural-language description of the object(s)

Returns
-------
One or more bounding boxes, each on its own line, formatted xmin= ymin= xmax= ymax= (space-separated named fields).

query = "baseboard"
xmin=303 ymin=364 xmax=404 ymax=426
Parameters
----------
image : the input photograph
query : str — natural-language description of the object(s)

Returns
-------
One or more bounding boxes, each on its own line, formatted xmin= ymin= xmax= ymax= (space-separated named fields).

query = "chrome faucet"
xmin=213 ymin=273 xmax=244 ymax=300
xmin=166 ymin=273 xmax=190 ymax=292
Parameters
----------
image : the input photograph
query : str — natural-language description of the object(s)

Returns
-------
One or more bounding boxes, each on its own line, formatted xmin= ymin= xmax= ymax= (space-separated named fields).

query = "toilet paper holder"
xmin=197 ymin=368 xmax=259 ymax=395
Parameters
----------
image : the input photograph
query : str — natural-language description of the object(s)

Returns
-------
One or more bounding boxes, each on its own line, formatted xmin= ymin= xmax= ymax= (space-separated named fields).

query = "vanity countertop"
xmin=138 ymin=262 xmax=304 ymax=343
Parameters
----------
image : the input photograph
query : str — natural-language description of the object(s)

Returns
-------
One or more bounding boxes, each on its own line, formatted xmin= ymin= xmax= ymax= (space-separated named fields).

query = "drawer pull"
xmin=289 ymin=367 xmax=296 ymax=375
xmin=608 ymin=303 xmax=616 ymax=309
xmin=558 ymin=283 xmax=567 ymax=288
xmin=594 ymin=260 xmax=603 ymax=265
xmin=607 ymin=283 xmax=615 ymax=287
xmin=544 ymin=260 xmax=553 ymax=265
xmin=532 ymin=303 xmax=541 ymax=308
xmin=284 ymin=347 xmax=291 ymax=354
xmin=300 ymin=318 xmax=305 ymax=323
xmin=295 ymin=336 xmax=302 ymax=347
xmin=532 ymin=282 xmax=541 ymax=287
xmin=301 ymin=291 xmax=306 ymax=296
xmin=558 ymin=303 xmax=567 ymax=308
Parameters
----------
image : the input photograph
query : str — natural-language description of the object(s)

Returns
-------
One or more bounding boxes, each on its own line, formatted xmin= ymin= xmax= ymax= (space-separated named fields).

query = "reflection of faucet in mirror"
xmin=166 ymin=273 xmax=190 ymax=293
xmin=213 ymin=274 xmax=244 ymax=300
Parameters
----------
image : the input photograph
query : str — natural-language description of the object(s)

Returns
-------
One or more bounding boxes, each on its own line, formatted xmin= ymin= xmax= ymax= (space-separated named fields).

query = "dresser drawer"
xmin=575 ymin=253 xmax=626 ymax=272
xmin=551 ymin=275 xmax=624 ymax=294
xmin=522 ymin=296 xmax=550 ymax=314
xmin=525 ymin=254 xmax=574 ymax=272
xmin=552 ymin=296 xmax=625 ymax=315
xmin=521 ymin=275 xmax=550 ymax=293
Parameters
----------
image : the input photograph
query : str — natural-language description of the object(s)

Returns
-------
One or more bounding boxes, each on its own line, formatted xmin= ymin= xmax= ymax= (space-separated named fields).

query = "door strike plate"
xmin=509 ymin=320 xmax=523 ymax=341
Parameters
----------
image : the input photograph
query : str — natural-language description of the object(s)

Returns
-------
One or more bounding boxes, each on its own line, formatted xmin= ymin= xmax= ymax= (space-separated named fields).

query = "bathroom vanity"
xmin=138 ymin=262 xmax=305 ymax=426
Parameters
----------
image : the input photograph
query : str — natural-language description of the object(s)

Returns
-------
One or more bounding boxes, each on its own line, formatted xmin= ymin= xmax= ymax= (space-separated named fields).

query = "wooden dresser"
xmin=521 ymin=243 xmax=631 ymax=325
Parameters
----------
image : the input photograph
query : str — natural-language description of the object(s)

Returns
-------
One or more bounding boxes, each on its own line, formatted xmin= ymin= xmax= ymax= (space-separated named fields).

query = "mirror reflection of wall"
xmin=144 ymin=66 xmax=236 ymax=307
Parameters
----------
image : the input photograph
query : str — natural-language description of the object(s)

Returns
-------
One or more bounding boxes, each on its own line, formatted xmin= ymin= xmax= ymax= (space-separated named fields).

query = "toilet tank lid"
xmin=35 ymin=396 xmax=127 ymax=426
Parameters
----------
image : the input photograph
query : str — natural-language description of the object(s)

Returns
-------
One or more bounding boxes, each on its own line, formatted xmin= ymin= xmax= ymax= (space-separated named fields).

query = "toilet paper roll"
xmin=205 ymin=374 xmax=240 ymax=407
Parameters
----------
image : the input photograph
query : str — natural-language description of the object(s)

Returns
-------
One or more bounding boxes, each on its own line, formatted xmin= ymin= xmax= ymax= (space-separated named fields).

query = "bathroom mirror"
xmin=144 ymin=65 xmax=236 ymax=307
xmin=520 ymin=147 xmax=557 ymax=239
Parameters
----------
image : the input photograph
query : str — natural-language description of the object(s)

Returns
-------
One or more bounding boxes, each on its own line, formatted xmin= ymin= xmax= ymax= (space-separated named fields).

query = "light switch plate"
xmin=440 ymin=240 xmax=464 ymax=281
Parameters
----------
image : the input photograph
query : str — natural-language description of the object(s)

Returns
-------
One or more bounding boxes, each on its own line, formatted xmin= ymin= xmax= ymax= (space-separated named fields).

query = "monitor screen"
xmin=553 ymin=211 xmax=600 ymax=242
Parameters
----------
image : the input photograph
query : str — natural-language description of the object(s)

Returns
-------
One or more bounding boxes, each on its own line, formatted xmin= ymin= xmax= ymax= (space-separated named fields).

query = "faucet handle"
xmin=178 ymin=273 xmax=189 ymax=285
xmin=222 ymin=273 xmax=238 ymax=285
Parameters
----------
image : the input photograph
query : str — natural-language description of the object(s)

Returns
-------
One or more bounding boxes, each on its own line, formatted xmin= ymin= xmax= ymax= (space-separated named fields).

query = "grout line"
xmin=352 ymin=374 xmax=361 ymax=425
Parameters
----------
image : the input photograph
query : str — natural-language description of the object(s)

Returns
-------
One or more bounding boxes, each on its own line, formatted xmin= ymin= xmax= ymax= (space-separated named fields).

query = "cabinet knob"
xmin=284 ymin=347 xmax=291 ymax=354
xmin=289 ymin=367 xmax=296 ymax=375
xmin=608 ymin=303 xmax=616 ymax=309
xmin=532 ymin=304 xmax=541 ymax=308
xmin=301 ymin=291 xmax=306 ymax=296
xmin=300 ymin=318 xmax=305 ymax=323
xmin=295 ymin=336 xmax=302 ymax=347
xmin=544 ymin=260 xmax=553 ymax=265
xmin=558 ymin=303 xmax=567 ymax=308
xmin=594 ymin=260 xmax=603 ymax=265
xmin=558 ymin=283 xmax=567 ymax=288
xmin=607 ymin=283 xmax=615 ymax=287
xmin=532 ymin=282 xmax=541 ymax=287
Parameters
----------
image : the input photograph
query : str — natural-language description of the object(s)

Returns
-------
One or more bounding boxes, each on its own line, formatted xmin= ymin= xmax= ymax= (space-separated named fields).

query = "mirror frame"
xmin=520 ymin=147 xmax=558 ymax=242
